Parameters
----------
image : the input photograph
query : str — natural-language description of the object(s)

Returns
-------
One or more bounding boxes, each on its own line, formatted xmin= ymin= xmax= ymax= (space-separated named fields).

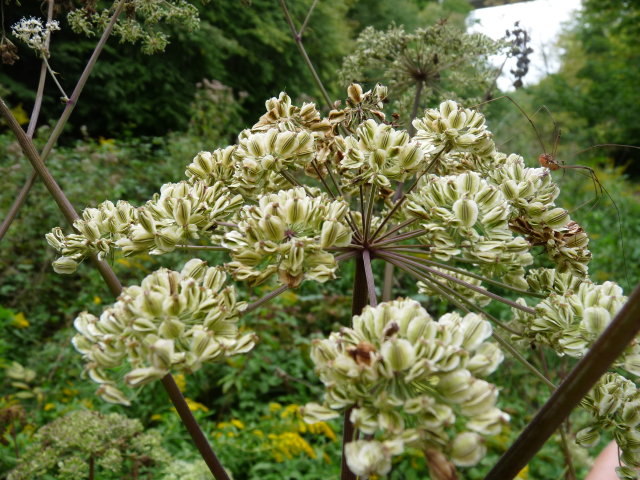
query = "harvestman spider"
xmin=475 ymin=95 xmax=640 ymax=289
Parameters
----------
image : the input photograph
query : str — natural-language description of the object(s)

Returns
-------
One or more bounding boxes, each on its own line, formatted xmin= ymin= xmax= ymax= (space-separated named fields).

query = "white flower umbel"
xmin=46 ymin=180 xmax=242 ymax=273
xmin=304 ymin=299 xmax=507 ymax=471
xmin=11 ymin=17 xmax=60 ymax=57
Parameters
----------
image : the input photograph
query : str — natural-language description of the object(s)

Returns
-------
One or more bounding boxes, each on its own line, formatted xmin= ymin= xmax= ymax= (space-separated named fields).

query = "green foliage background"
xmin=1 ymin=0 xmax=640 ymax=478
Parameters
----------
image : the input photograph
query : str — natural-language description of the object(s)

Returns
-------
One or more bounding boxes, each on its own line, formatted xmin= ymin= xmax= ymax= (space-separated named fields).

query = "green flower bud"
xmin=52 ymin=257 xmax=79 ymax=275
xmin=96 ymin=384 xmax=130 ymax=406
xmin=542 ymin=208 xmax=570 ymax=228
xmin=124 ymin=367 xmax=166 ymax=387
xmin=345 ymin=440 xmax=393 ymax=477
xmin=451 ymin=432 xmax=485 ymax=467
xmin=381 ymin=338 xmax=416 ymax=372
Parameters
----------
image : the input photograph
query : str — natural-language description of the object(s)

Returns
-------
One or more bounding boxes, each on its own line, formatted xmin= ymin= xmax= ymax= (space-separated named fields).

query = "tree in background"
xmin=1 ymin=0 xmax=469 ymax=138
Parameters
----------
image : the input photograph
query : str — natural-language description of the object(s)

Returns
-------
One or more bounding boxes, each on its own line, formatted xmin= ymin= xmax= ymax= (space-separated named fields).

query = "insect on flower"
xmin=477 ymin=95 xmax=640 ymax=288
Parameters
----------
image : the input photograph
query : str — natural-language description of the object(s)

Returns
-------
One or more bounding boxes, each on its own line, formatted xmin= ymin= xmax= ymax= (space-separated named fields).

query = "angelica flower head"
xmin=72 ymin=259 xmax=256 ymax=405
xmin=304 ymin=299 xmax=507 ymax=474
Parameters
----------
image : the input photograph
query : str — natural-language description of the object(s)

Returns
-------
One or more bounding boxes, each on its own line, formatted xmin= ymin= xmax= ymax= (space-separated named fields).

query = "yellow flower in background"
xmin=269 ymin=402 xmax=283 ymax=413
xmin=98 ymin=136 xmax=116 ymax=147
xmin=516 ymin=465 xmax=529 ymax=479
xmin=93 ymin=296 xmax=102 ymax=305
xmin=12 ymin=312 xmax=29 ymax=329
xmin=185 ymin=398 xmax=209 ymax=412
xmin=268 ymin=432 xmax=317 ymax=461
xmin=43 ymin=403 xmax=55 ymax=411
xmin=307 ymin=420 xmax=337 ymax=441
xmin=174 ymin=373 xmax=187 ymax=392
xmin=231 ymin=419 xmax=245 ymax=429
xmin=11 ymin=104 xmax=29 ymax=125
xmin=116 ymin=258 xmax=131 ymax=267
xmin=281 ymin=404 xmax=300 ymax=419
xmin=151 ymin=413 xmax=163 ymax=421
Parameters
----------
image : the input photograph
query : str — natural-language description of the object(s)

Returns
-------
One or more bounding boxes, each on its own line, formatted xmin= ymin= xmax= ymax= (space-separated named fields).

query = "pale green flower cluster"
xmin=232 ymin=129 xmax=315 ymax=196
xmin=413 ymin=100 xmax=496 ymax=157
xmin=303 ymin=299 xmax=506 ymax=476
xmin=72 ymin=259 xmax=255 ymax=405
xmin=252 ymin=92 xmax=333 ymax=134
xmin=405 ymin=171 xmax=532 ymax=287
xmin=494 ymin=155 xmax=591 ymax=277
xmin=577 ymin=374 xmax=640 ymax=479
xmin=46 ymin=86 xmax=634 ymax=477
xmin=339 ymin=119 xmax=428 ymax=188
xmin=512 ymin=276 xmax=637 ymax=372
xmin=224 ymin=187 xmax=352 ymax=287
xmin=46 ymin=181 xmax=242 ymax=274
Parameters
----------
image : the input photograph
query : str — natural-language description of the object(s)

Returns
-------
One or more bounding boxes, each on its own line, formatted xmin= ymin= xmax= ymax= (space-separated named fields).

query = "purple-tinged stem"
xmin=0 ymin=0 xmax=126 ymax=243
xmin=362 ymin=250 xmax=378 ymax=307
xmin=162 ymin=375 xmax=231 ymax=480
xmin=485 ymin=282 xmax=640 ymax=480
xmin=0 ymin=100 xmax=232 ymax=480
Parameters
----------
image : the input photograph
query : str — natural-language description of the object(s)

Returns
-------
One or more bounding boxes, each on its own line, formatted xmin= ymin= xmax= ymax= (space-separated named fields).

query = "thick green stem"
xmin=485 ymin=282 xmax=640 ymax=480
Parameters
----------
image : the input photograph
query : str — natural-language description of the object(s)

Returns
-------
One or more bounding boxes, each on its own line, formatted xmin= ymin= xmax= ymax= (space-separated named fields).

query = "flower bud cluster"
xmin=223 ymin=188 xmax=352 ymax=287
xmin=490 ymin=154 xmax=560 ymax=211
xmin=71 ymin=259 xmax=255 ymax=405
xmin=185 ymin=147 xmax=237 ymax=187
xmin=340 ymin=119 xmax=429 ymax=188
xmin=490 ymin=155 xmax=592 ymax=277
xmin=525 ymin=268 xmax=586 ymax=295
xmin=118 ymin=181 xmax=243 ymax=254
xmin=577 ymin=373 xmax=640 ymax=478
xmin=47 ymin=200 xmax=136 ymax=274
xmin=231 ymin=128 xmax=315 ymax=196
xmin=252 ymin=92 xmax=333 ymax=134
xmin=303 ymin=299 xmax=506 ymax=475
xmin=512 ymin=279 xmax=636 ymax=371
xmin=46 ymin=181 xmax=242 ymax=273
xmin=327 ymin=83 xmax=388 ymax=131
xmin=413 ymin=100 xmax=495 ymax=157
xmin=405 ymin=171 xmax=532 ymax=286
